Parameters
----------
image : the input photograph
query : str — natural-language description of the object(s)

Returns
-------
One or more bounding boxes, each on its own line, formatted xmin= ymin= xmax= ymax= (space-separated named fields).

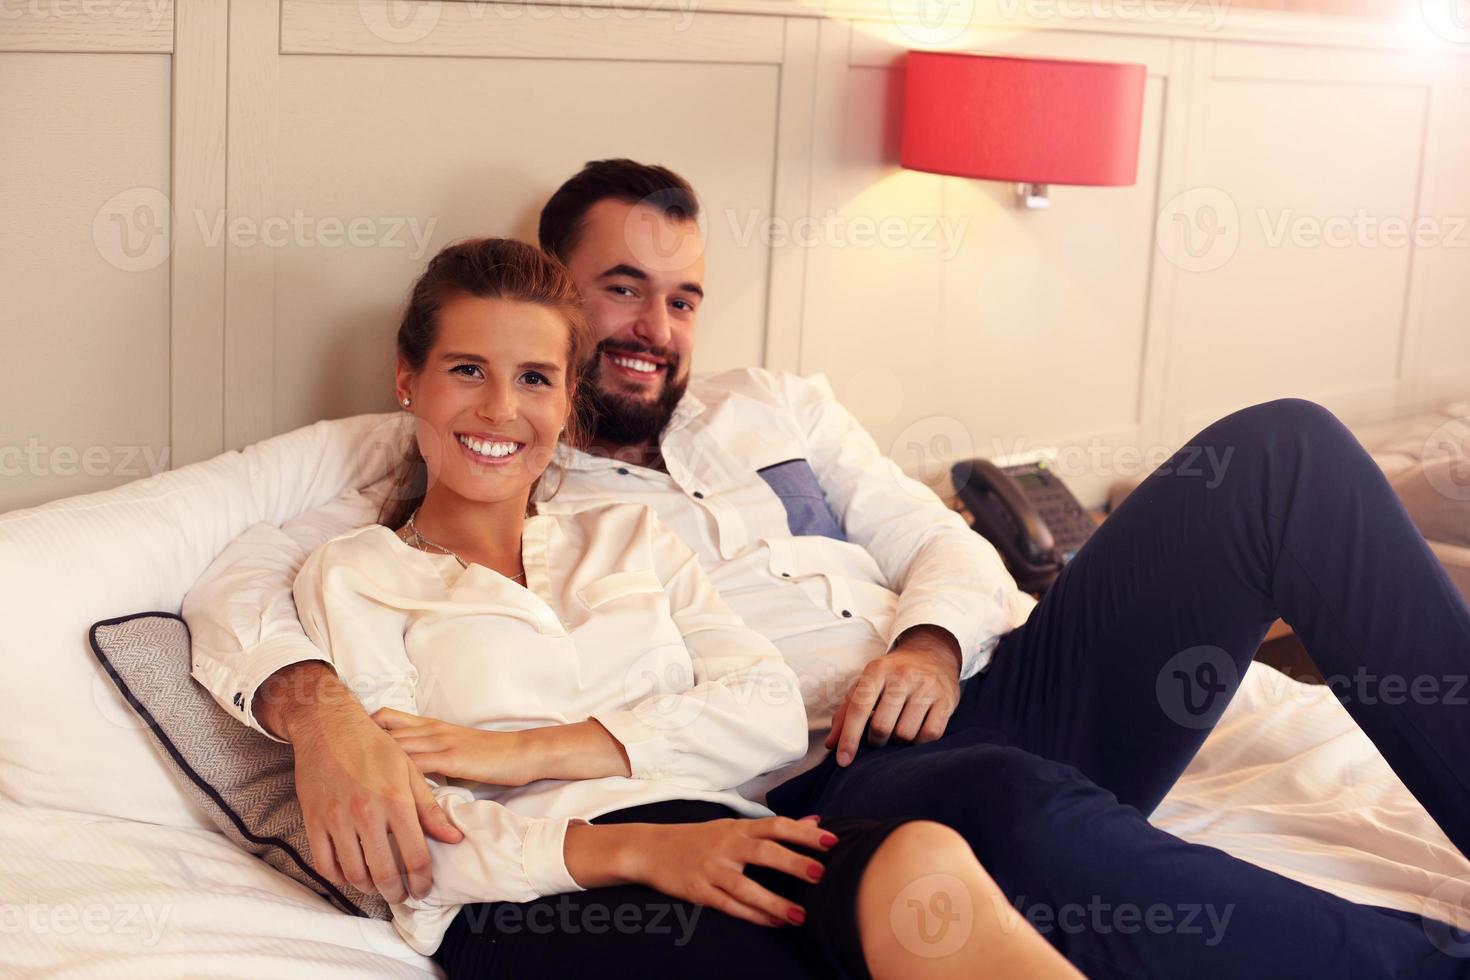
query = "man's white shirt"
xmin=184 ymin=367 xmax=1037 ymax=800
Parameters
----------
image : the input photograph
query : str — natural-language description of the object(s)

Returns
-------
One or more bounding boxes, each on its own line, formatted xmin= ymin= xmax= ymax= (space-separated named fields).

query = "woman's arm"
xmin=371 ymin=708 xmax=632 ymax=785
xmin=292 ymin=533 xmax=588 ymax=910
xmin=589 ymin=508 xmax=810 ymax=791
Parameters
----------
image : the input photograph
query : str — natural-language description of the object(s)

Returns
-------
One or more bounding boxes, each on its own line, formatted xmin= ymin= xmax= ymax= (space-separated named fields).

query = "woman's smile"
xmin=455 ymin=432 xmax=526 ymax=469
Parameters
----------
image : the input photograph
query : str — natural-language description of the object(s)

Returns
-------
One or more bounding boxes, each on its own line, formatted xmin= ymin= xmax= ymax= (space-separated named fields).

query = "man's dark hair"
xmin=538 ymin=159 xmax=700 ymax=263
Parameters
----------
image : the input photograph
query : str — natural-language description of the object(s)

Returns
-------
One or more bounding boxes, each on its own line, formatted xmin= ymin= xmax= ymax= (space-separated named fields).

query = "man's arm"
xmin=184 ymin=481 xmax=376 ymax=735
xmin=772 ymin=371 xmax=1038 ymax=761
xmin=180 ymin=481 xmax=463 ymax=901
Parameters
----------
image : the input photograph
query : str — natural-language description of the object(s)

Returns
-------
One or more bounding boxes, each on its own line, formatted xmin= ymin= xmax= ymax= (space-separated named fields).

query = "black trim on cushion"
xmin=86 ymin=610 xmax=369 ymax=918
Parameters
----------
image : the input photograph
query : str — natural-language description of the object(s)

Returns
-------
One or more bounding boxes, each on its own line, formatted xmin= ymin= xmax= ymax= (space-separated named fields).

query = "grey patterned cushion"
xmin=87 ymin=612 xmax=390 ymax=919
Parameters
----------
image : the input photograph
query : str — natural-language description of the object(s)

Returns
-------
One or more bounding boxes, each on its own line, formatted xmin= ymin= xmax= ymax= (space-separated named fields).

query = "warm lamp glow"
xmin=901 ymin=51 xmax=1147 ymax=207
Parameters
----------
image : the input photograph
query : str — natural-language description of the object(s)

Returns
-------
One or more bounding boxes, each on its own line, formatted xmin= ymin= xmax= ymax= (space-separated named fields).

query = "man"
xmin=185 ymin=160 xmax=1470 ymax=976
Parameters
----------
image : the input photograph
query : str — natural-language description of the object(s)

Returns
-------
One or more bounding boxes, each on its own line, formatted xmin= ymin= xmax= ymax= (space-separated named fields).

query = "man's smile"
xmin=603 ymin=350 xmax=666 ymax=384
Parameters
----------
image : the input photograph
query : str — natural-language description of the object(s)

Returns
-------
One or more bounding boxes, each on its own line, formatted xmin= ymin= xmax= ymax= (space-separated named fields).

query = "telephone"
xmin=950 ymin=457 xmax=1097 ymax=595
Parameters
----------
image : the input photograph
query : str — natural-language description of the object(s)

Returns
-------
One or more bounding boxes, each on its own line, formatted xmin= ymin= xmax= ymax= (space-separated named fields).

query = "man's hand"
xmin=825 ymin=625 xmax=962 ymax=766
xmin=255 ymin=662 xmax=464 ymax=902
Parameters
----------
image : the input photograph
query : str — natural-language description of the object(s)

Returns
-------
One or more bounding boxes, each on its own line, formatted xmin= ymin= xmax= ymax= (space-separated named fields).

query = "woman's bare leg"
xmin=856 ymin=821 xmax=1081 ymax=980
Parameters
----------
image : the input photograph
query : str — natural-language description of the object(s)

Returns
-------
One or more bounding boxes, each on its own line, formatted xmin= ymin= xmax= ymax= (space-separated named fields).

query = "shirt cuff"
xmin=590 ymin=708 xmax=678 ymax=780
xmin=887 ymin=602 xmax=992 ymax=682
xmin=523 ymin=817 xmax=585 ymax=897
xmin=193 ymin=633 xmax=335 ymax=744
xmin=892 ymin=589 xmax=1040 ymax=680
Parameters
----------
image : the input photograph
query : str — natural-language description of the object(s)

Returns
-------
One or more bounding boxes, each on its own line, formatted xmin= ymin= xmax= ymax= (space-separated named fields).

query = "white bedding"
xmin=1149 ymin=662 xmax=1470 ymax=927
xmin=4 ymin=661 xmax=1467 ymax=977
xmin=0 ymin=801 xmax=439 ymax=979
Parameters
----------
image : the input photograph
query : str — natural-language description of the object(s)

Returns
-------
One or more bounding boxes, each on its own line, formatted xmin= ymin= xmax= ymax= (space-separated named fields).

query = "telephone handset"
xmin=950 ymin=457 xmax=1096 ymax=595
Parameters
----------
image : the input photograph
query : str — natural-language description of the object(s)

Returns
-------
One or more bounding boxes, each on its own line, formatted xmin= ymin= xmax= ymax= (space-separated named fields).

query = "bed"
xmin=3 ymin=409 xmax=1467 ymax=977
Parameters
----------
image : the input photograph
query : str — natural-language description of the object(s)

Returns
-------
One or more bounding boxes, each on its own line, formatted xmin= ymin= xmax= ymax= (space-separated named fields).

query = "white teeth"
xmin=611 ymin=355 xmax=658 ymax=374
xmin=457 ymin=435 xmax=521 ymax=458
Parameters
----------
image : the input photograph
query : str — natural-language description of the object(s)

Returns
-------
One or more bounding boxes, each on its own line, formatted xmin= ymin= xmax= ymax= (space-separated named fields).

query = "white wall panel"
xmin=0 ymin=53 xmax=172 ymax=512
xmin=1165 ymin=50 xmax=1431 ymax=438
xmin=267 ymin=53 xmax=781 ymax=433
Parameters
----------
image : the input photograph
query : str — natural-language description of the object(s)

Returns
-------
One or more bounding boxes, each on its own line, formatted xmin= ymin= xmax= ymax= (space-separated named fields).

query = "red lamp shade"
xmin=901 ymin=52 xmax=1147 ymax=187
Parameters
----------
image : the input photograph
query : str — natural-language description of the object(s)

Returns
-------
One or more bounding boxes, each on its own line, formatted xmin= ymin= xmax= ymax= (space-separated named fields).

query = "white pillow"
xmin=0 ymin=412 xmax=407 ymax=827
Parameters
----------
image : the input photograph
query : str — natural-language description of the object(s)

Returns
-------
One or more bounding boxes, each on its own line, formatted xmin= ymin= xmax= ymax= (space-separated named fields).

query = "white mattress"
xmin=3 ymin=662 xmax=1466 ymax=977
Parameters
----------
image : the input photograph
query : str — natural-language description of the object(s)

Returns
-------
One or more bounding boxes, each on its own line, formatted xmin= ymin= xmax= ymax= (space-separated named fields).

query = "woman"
xmin=291 ymin=237 xmax=1078 ymax=980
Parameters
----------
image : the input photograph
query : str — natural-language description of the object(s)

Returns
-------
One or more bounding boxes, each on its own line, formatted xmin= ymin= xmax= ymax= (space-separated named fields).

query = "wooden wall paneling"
xmin=281 ymin=0 xmax=785 ymax=61
xmin=1165 ymin=40 xmax=1435 ymax=440
xmin=0 ymin=7 xmax=174 ymax=511
xmin=763 ymin=16 xmax=820 ymax=373
xmin=0 ymin=0 xmax=173 ymax=52
xmin=223 ymin=0 xmax=282 ymax=450
xmin=1136 ymin=37 xmax=1203 ymax=458
xmin=169 ymin=0 xmax=228 ymax=466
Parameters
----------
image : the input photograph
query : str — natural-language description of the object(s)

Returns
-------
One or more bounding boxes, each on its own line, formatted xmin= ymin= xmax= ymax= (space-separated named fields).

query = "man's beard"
xmin=585 ymin=341 xmax=689 ymax=447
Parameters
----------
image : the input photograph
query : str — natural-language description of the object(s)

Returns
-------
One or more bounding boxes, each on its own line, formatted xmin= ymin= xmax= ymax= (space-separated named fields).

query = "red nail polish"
xmin=808 ymin=862 xmax=824 ymax=881
xmin=819 ymin=833 xmax=838 ymax=847
xmin=787 ymin=907 xmax=806 ymax=925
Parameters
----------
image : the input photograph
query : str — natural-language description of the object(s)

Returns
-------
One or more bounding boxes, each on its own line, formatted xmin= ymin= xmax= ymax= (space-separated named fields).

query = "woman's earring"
xmin=402 ymin=396 xmax=411 ymax=408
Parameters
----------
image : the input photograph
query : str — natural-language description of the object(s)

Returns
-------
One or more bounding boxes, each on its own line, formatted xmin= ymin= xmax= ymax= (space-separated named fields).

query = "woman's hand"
xmin=370 ymin=707 xmax=537 ymax=787
xmin=567 ymin=816 xmax=838 ymax=928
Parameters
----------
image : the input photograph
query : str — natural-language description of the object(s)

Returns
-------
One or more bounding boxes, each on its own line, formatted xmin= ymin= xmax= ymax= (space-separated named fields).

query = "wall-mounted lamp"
xmin=900 ymin=52 xmax=1147 ymax=209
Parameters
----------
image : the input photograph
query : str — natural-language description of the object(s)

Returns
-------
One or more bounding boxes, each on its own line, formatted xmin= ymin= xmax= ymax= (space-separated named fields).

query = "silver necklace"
xmin=403 ymin=509 xmax=525 ymax=582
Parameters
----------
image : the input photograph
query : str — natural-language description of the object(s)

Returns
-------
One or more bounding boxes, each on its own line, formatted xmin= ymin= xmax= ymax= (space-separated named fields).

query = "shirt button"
xmin=692 ymin=491 xmax=705 ymax=499
xmin=617 ymin=467 xmax=629 ymax=475
xmin=841 ymin=610 xmax=853 ymax=618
